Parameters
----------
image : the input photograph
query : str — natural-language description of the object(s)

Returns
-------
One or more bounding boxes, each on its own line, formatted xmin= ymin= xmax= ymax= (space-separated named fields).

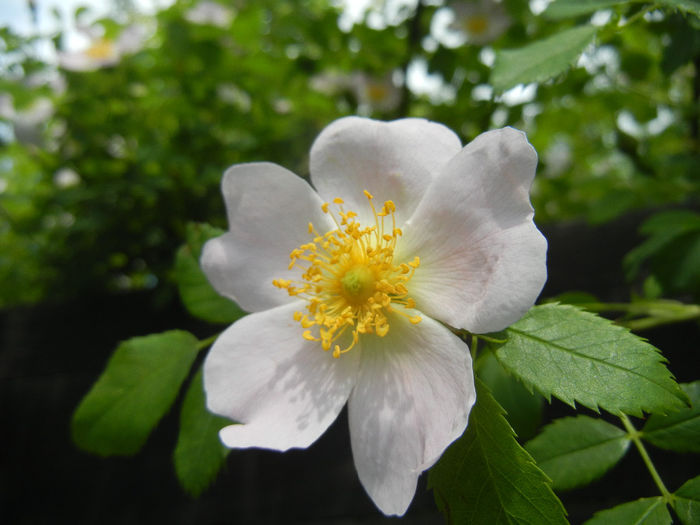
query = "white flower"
xmin=53 ymin=168 xmax=81 ymax=188
xmin=58 ymin=25 xmax=148 ymax=72
xmin=184 ymin=1 xmax=235 ymax=28
xmin=201 ymin=117 xmax=547 ymax=515
xmin=352 ymin=72 xmax=402 ymax=114
xmin=0 ymin=97 xmax=54 ymax=146
xmin=448 ymin=0 xmax=511 ymax=45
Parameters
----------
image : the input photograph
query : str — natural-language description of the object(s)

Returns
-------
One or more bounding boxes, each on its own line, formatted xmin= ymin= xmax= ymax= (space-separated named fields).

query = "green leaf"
xmin=657 ymin=0 xmax=700 ymax=17
xmin=543 ymin=0 xmax=629 ymax=19
xmin=491 ymin=25 xmax=597 ymax=91
xmin=174 ymin=367 xmax=232 ymax=497
xmin=624 ymin=211 xmax=700 ymax=281
xmin=642 ymin=381 xmax=700 ymax=453
xmin=584 ymin=497 xmax=671 ymax=525
xmin=495 ymin=304 xmax=688 ymax=416
xmin=428 ymin=380 xmax=567 ymax=525
xmin=525 ymin=416 xmax=630 ymax=491
xmin=477 ymin=352 xmax=544 ymax=441
xmin=674 ymin=475 xmax=700 ymax=525
xmin=174 ymin=222 xmax=245 ymax=324
xmin=72 ymin=331 xmax=199 ymax=456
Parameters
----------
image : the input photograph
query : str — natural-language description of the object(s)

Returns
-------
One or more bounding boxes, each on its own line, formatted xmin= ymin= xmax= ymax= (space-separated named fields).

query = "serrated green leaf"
xmin=525 ymin=416 xmax=630 ymax=491
xmin=495 ymin=304 xmax=688 ymax=416
xmin=175 ymin=222 xmax=245 ymax=324
xmin=642 ymin=381 xmax=700 ymax=453
xmin=174 ymin=367 xmax=232 ymax=497
xmin=72 ymin=330 xmax=199 ymax=456
xmin=657 ymin=0 xmax=700 ymax=16
xmin=428 ymin=380 xmax=567 ymax=525
xmin=491 ymin=25 xmax=597 ymax=91
xmin=543 ymin=0 xmax=628 ymax=20
xmin=478 ymin=352 xmax=544 ymax=441
xmin=674 ymin=475 xmax=700 ymax=525
xmin=584 ymin=497 xmax=671 ymax=525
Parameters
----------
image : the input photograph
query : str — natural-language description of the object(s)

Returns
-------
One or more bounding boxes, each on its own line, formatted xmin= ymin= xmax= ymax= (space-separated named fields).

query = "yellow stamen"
xmin=273 ymin=190 xmax=422 ymax=357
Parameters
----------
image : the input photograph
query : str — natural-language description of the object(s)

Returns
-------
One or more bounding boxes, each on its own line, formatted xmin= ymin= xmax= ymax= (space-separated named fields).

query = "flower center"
xmin=341 ymin=265 xmax=376 ymax=304
xmin=464 ymin=15 xmax=489 ymax=35
xmin=273 ymin=190 xmax=421 ymax=358
xmin=85 ymin=39 xmax=116 ymax=60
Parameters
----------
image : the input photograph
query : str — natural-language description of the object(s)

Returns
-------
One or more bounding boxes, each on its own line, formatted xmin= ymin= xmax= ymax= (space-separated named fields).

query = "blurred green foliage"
xmin=1 ymin=0 xmax=698 ymax=308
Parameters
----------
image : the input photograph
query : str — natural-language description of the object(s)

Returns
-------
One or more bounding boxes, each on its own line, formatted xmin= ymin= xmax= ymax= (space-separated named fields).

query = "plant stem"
xmin=572 ymin=300 xmax=700 ymax=331
xmin=620 ymin=414 xmax=672 ymax=502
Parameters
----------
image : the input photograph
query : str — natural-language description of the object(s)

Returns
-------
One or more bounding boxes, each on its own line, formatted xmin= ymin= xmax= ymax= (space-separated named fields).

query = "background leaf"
xmin=428 ymin=380 xmax=567 ymax=525
xmin=525 ymin=416 xmax=630 ymax=491
xmin=623 ymin=211 xmax=700 ymax=298
xmin=584 ymin=497 xmax=671 ymax=525
xmin=495 ymin=304 xmax=688 ymax=416
xmin=543 ymin=0 xmax=629 ymax=20
xmin=491 ymin=25 xmax=597 ymax=91
xmin=673 ymin=475 xmax=700 ymax=525
xmin=657 ymin=0 xmax=700 ymax=16
xmin=174 ymin=222 xmax=245 ymax=324
xmin=174 ymin=367 xmax=232 ymax=497
xmin=477 ymin=352 xmax=544 ymax=441
xmin=72 ymin=330 xmax=199 ymax=455
xmin=642 ymin=381 xmax=700 ymax=453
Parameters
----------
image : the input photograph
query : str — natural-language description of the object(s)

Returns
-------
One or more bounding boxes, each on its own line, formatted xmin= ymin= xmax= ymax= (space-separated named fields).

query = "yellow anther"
xmin=273 ymin=190 xmax=420 ymax=358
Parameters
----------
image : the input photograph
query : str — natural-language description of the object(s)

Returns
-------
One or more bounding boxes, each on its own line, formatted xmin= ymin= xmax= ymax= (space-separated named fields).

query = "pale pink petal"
xmin=204 ymin=301 xmax=360 ymax=451
xmin=397 ymin=127 xmax=547 ymax=333
xmin=309 ymin=117 xmax=462 ymax=227
xmin=201 ymin=162 xmax=334 ymax=313
xmin=348 ymin=311 xmax=475 ymax=516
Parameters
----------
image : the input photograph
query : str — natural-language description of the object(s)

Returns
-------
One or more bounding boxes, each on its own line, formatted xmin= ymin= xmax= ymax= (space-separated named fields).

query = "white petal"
xmin=397 ymin=127 xmax=547 ymax=333
xmin=201 ymin=162 xmax=334 ymax=313
xmin=309 ymin=117 xmax=462 ymax=226
xmin=348 ymin=311 xmax=475 ymax=516
xmin=204 ymin=301 xmax=360 ymax=451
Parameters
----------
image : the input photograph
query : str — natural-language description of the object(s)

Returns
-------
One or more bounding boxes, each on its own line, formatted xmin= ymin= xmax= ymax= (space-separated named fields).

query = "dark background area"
xmin=1 ymin=215 xmax=699 ymax=525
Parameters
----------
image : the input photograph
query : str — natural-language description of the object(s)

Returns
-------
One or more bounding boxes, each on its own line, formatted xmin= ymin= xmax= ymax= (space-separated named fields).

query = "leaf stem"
xmin=619 ymin=414 xmax=672 ymax=503
xmin=197 ymin=333 xmax=220 ymax=351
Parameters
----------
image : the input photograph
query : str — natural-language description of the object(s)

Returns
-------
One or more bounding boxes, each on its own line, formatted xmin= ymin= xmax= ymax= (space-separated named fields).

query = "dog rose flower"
xmin=201 ymin=116 xmax=547 ymax=515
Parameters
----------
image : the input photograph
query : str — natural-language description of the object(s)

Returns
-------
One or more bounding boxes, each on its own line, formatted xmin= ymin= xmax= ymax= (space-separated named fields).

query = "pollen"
xmin=273 ymin=191 xmax=421 ymax=357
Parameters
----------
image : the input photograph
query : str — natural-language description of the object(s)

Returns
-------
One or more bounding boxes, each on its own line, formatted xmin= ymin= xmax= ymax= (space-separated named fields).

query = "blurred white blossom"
xmin=184 ymin=1 xmax=235 ymax=27
xmin=352 ymin=72 xmax=402 ymax=114
xmin=448 ymin=0 xmax=511 ymax=45
xmin=58 ymin=25 xmax=148 ymax=71
xmin=53 ymin=168 xmax=81 ymax=188
xmin=0 ymin=96 xmax=54 ymax=146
